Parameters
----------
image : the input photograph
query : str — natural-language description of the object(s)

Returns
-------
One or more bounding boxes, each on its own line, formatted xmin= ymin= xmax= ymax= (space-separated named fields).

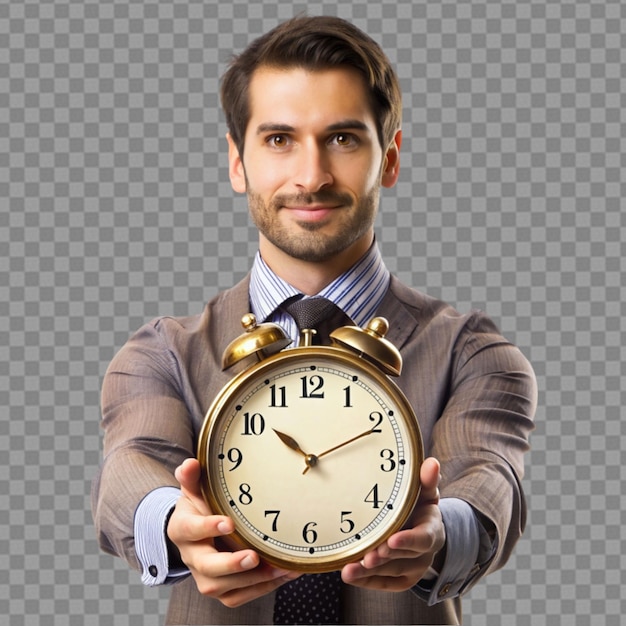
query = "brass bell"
xmin=330 ymin=317 xmax=402 ymax=377
xmin=222 ymin=314 xmax=292 ymax=369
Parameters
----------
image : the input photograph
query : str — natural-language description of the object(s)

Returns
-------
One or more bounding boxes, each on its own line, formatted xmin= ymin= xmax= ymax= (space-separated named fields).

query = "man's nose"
xmin=294 ymin=143 xmax=334 ymax=192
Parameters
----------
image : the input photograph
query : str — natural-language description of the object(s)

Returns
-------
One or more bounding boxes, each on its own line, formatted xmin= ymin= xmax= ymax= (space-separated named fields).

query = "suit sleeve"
xmin=431 ymin=312 xmax=537 ymax=595
xmin=91 ymin=319 xmax=196 ymax=572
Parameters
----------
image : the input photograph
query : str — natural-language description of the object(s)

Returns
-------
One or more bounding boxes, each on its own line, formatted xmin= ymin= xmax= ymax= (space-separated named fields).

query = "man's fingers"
xmin=190 ymin=548 xmax=261 ymax=578
xmin=175 ymin=457 xmax=203 ymax=495
xmin=168 ymin=458 xmax=234 ymax=547
xmin=417 ymin=456 xmax=441 ymax=504
xmin=187 ymin=550 xmax=299 ymax=606
xmin=217 ymin=570 xmax=302 ymax=609
xmin=175 ymin=458 xmax=212 ymax=515
xmin=342 ymin=558 xmax=428 ymax=592
xmin=169 ymin=504 xmax=234 ymax=543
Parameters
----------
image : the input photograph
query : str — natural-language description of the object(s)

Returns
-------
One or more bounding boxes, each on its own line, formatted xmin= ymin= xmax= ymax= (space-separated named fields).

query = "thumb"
xmin=175 ymin=457 xmax=212 ymax=515
xmin=418 ymin=457 xmax=441 ymax=505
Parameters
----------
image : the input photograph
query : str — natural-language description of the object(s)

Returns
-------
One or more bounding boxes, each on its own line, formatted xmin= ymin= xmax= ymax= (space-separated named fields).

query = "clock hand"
xmin=272 ymin=428 xmax=307 ymax=456
xmin=314 ymin=426 xmax=376 ymax=462
xmin=272 ymin=429 xmax=318 ymax=474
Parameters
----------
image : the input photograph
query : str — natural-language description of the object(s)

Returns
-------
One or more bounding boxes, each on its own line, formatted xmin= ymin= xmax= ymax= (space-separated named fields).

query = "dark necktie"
xmin=273 ymin=570 xmax=343 ymax=625
xmin=273 ymin=296 xmax=349 ymax=624
xmin=282 ymin=295 xmax=353 ymax=345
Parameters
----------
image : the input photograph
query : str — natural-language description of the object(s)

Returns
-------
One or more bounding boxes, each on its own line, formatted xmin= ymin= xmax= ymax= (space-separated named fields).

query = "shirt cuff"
xmin=412 ymin=497 xmax=495 ymax=605
xmin=133 ymin=487 xmax=190 ymax=586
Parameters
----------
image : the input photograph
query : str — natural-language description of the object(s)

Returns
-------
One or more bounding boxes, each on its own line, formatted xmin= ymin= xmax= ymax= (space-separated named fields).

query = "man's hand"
xmin=167 ymin=458 xmax=300 ymax=607
xmin=341 ymin=456 xmax=445 ymax=592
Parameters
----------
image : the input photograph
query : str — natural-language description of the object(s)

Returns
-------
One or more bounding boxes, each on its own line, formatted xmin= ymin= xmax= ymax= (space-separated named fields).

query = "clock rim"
xmin=197 ymin=345 xmax=424 ymax=573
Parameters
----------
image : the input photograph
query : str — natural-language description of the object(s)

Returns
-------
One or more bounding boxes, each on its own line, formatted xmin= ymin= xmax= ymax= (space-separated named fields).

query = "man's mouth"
xmin=276 ymin=192 xmax=351 ymax=222
xmin=286 ymin=204 xmax=340 ymax=221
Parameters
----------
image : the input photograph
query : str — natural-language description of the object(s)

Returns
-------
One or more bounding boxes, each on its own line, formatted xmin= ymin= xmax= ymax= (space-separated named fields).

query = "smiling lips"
xmin=287 ymin=204 xmax=340 ymax=222
xmin=274 ymin=190 xmax=353 ymax=223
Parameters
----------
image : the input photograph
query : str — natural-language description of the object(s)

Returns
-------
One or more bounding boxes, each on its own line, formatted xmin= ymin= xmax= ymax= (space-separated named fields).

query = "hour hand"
xmin=272 ymin=429 xmax=318 ymax=473
xmin=273 ymin=428 xmax=307 ymax=456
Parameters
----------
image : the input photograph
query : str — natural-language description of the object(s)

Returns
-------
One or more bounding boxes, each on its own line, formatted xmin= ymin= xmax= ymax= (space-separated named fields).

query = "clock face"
xmin=198 ymin=347 xmax=422 ymax=572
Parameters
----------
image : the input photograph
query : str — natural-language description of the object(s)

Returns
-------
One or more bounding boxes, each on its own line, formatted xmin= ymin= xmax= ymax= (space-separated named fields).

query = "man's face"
xmin=227 ymin=67 xmax=400 ymax=266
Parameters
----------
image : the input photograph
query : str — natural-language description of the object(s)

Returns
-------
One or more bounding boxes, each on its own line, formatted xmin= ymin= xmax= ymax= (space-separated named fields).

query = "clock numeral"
xmin=302 ymin=521 xmax=318 ymax=544
xmin=300 ymin=375 xmax=325 ymax=399
xmin=369 ymin=411 xmax=384 ymax=432
xmin=264 ymin=510 xmax=280 ymax=532
xmin=340 ymin=511 xmax=355 ymax=534
xmin=269 ymin=384 xmax=287 ymax=408
xmin=343 ymin=385 xmax=352 ymax=408
xmin=380 ymin=449 xmax=396 ymax=472
xmin=242 ymin=412 xmax=265 ymax=436
xmin=238 ymin=483 xmax=253 ymax=505
xmin=364 ymin=484 xmax=382 ymax=509
xmin=226 ymin=447 xmax=243 ymax=471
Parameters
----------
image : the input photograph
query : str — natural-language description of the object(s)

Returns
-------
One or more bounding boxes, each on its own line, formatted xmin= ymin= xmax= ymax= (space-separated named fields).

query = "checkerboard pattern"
xmin=1 ymin=1 xmax=624 ymax=624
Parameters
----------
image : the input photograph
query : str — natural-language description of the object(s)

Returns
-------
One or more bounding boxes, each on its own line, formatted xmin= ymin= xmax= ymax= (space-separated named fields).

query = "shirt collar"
xmin=249 ymin=240 xmax=390 ymax=329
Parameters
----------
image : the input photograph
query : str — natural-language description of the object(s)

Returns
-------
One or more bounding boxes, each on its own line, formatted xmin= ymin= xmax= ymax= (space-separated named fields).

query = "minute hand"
xmin=315 ymin=427 xmax=376 ymax=461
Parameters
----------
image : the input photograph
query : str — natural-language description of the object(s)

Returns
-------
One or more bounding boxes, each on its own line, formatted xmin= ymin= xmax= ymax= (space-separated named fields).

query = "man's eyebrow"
xmin=325 ymin=120 xmax=370 ymax=133
xmin=256 ymin=123 xmax=295 ymax=135
xmin=255 ymin=120 xmax=370 ymax=135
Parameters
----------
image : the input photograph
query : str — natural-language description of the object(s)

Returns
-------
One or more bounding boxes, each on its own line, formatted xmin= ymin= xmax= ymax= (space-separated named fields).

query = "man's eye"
xmin=267 ymin=135 xmax=290 ymax=148
xmin=332 ymin=133 xmax=357 ymax=147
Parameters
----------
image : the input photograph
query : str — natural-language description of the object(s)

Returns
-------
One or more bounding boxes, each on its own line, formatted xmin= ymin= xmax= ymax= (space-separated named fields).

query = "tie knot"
xmin=282 ymin=296 xmax=352 ymax=345
xmin=284 ymin=296 xmax=339 ymax=330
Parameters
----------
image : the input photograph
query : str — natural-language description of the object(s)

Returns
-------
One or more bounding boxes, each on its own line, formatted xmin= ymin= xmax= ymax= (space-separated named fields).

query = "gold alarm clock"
xmin=197 ymin=314 xmax=423 ymax=573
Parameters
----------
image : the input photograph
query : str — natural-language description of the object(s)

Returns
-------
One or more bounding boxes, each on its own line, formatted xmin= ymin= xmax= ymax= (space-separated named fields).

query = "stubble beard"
xmin=247 ymin=188 xmax=380 ymax=263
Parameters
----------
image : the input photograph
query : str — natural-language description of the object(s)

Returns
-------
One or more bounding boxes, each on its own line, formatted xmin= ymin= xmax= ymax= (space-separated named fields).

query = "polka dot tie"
xmin=273 ymin=571 xmax=343 ymax=625
xmin=273 ymin=296 xmax=348 ymax=624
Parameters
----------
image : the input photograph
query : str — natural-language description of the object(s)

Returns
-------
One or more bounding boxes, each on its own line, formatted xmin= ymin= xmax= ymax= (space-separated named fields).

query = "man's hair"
xmin=220 ymin=15 xmax=402 ymax=155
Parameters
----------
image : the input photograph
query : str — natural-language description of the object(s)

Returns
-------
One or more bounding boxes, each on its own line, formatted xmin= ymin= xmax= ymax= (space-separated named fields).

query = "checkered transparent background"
xmin=1 ymin=0 xmax=624 ymax=624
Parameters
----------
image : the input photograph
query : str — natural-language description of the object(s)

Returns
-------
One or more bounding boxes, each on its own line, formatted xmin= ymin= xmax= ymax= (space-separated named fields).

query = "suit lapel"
xmin=209 ymin=275 xmax=254 ymax=378
xmin=375 ymin=276 xmax=421 ymax=352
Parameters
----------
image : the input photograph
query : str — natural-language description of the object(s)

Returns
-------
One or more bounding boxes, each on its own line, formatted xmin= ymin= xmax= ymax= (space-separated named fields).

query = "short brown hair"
xmin=220 ymin=16 xmax=402 ymax=155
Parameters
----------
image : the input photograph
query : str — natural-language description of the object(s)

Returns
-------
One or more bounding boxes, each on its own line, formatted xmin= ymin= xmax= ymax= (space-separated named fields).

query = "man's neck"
xmin=259 ymin=234 xmax=374 ymax=295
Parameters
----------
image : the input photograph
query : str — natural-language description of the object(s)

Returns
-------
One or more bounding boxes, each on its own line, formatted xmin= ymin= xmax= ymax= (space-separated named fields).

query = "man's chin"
xmin=264 ymin=233 xmax=340 ymax=262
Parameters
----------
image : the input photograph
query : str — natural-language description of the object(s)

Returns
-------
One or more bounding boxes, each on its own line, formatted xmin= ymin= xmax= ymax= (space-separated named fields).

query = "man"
xmin=92 ymin=16 xmax=537 ymax=625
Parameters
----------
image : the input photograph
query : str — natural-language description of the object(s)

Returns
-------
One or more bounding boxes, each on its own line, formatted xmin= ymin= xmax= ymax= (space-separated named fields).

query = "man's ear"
xmin=381 ymin=130 xmax=402 ymax=188
xmin=227 ymin=133 xmax=247 ymax=193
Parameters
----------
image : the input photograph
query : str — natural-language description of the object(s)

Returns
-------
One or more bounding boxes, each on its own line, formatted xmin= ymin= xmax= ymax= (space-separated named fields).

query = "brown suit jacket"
xmin=92 ymin=275 xmax=536 ymax=624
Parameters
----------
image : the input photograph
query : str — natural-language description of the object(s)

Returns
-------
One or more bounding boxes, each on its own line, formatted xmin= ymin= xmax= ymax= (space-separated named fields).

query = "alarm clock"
xmin=197 ymin=314 xmax=423 ymax=573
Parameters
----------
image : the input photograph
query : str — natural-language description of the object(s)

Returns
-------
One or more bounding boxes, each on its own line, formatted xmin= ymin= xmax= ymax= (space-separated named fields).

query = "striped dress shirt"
xmin=249 ymin=242 xmax=390 ymax=344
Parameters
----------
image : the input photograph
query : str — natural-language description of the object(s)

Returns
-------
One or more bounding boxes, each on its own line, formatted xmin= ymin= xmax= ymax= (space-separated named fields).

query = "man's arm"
xmin=91 ymin=320 xmax=195 ymax=571
xmin=427 ymin=315 xmax=537 ymax=596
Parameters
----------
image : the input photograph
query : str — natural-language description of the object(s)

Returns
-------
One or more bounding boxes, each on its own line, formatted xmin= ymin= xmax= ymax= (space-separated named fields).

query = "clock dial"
xmin=199 ymin=347 xmax=422 ymax=572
